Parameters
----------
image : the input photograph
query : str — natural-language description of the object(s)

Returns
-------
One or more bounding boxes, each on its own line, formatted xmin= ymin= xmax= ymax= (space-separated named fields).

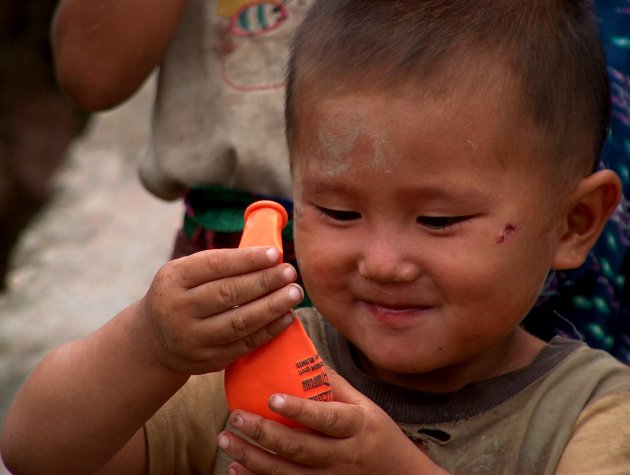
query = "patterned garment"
xmin=524 ymin=0 xmax=630 ymax=364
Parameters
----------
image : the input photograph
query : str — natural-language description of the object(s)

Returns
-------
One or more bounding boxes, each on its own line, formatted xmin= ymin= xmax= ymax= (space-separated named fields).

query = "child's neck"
xmin=357 ymin=328 xmax=546 ymax=393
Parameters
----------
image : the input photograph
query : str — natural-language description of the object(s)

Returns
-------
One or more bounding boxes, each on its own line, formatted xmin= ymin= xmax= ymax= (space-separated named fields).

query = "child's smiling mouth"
xmin=361 ymin=300 xmax=434 ymax=327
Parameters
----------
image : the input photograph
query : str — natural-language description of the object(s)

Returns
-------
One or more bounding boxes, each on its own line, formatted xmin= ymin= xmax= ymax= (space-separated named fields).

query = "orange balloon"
xmin=224 ymin=201 xmax=333 ymax=427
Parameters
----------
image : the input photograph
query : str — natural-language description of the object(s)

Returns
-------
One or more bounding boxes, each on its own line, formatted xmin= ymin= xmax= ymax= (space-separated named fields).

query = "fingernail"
xmin=268 ymin=313 xmax=294 ymax=334
xmin=283 ymin=265 xmax=297 ymax=281
xmin=228 ymin=468 xmax=237 ymax=475
xmin=218 ymin=433 xmax=230 ymax=450
xmin=288 ymin=285 xmax=303 ymax=302
xmin=269 ymin=393 xmax=286 ymax=410
xmin=231 ymin=413 xmax=244 ymax=428
xmin=266 ymin=247 xmax=280 ymax=263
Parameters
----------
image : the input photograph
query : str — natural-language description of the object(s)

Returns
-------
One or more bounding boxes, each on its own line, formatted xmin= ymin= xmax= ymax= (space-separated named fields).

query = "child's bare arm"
xmin=1 ymin=247 xmax=302 ymax=474
xmin=52 ymin=0 xmax=187 ymax=110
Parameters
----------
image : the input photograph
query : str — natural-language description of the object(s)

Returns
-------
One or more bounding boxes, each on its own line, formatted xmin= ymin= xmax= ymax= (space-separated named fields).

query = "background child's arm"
xmin=51 ymin=0 xmax=187 ymax=111
xmin=1 ymin=247 xmax=302 ymax=474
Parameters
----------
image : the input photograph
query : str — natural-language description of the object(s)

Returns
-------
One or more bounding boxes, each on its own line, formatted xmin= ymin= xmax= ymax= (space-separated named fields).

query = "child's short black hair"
xmin=286 ymin=0 xmax=610 ymax=176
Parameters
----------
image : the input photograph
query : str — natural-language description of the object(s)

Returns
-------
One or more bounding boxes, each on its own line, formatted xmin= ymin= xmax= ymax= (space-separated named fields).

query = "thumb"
xmin=327 ymin=367 xmax=368 ymax=405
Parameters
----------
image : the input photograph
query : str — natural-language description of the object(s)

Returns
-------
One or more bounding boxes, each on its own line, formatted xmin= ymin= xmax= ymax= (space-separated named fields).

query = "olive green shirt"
xmin=146 ymin=308 xmax=630 ymax=474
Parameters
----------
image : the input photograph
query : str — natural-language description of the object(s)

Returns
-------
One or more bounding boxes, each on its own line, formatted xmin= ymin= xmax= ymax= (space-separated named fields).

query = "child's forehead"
xmin=294 ymin=79 xmax=522 ymax=154
xmin=289 ymin=82 xmax=560 ymax=192
xmin=289 ymin=50 xmax=520 ymax=152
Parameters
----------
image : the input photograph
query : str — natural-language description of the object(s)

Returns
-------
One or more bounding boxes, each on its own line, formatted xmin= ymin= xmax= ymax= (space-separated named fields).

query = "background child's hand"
xmin=139 ymin=246 xmax=302 ymax=375
xmin=217 ymin=370 xmax=448 ymax=474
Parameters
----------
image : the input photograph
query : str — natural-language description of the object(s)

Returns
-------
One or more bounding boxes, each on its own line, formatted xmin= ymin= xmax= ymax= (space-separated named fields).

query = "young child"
xmin=3 ymin=1 xmax=630 ymax=473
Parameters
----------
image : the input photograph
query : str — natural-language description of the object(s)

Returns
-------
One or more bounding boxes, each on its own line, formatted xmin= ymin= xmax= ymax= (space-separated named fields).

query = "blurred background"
xmin=0 ymin=1 xmax=87 ymax=290
xmin=0 ymin=3 xmax=181 ymax=471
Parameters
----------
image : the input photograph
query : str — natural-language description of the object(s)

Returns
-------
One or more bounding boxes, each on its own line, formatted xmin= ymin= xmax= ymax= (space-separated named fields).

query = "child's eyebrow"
xmin=305 ymin=180 xmax=354 ymax=197
xmin=404 ymin=184 xmax=491 ymax=204
xmin=305 ymin=180 xmax=490 ymax=204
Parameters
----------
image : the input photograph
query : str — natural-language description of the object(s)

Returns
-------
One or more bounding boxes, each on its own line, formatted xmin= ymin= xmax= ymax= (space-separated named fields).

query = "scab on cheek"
xmin=496 ymin=223 xmax=517 ymax=245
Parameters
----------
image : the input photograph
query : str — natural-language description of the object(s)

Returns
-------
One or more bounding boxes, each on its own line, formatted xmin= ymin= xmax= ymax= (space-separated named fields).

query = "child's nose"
xmin=357 ymin=237 xmax=421 ymax=283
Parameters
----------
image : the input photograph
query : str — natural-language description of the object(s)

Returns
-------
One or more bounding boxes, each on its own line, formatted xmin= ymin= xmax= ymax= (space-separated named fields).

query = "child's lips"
xmin=362 ymin=300 xmax=433 ymax=325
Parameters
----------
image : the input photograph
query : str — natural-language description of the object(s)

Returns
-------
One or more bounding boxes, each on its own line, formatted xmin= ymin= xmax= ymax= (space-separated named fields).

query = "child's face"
xmin=291 ymin=87 xmax=568 ymax=391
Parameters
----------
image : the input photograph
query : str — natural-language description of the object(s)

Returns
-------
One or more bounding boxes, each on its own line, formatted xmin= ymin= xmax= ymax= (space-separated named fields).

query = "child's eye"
xmin=417 ymin=216 xmax=469 ymax=229
xmin=317 ymin=206 xmax=361 ymax=222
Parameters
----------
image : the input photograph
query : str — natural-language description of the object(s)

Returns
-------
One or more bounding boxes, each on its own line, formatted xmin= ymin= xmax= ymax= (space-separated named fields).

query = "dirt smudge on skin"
xmin=316 ymin=125 xmax=356 ymax=176
xmin=315 ymin=107 xmax=390 ymax=176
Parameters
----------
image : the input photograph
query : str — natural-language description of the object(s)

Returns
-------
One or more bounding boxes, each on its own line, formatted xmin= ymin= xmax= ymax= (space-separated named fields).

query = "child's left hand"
xmin=217 ymin=370 xmax=448 ymax=474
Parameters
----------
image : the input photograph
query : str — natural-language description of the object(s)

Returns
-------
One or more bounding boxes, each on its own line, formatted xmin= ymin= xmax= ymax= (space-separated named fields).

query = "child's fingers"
xmin=268 ymin=393 xmax=362 ymax=438
xmin=174 ymin=247 xmax=280 ymax=289
xmin=184 ymin=263 xmax=298 ymax=318
xmin=158 ymin=312 xmax=297 ymax=376
xmin=202 ymin=312 xmax=297 ymax=367
xmin=323 ymin=368 xmax=366 ymax=405
xmin=218 ymin=430 xmax=310 ymax=474
xmin=195 ymin=283 xmax=303 ymax=346
xmin=218 ymin=430 xmax=289 ymax=473
xmin=226 ymin=411 xmax=337 ymax=467
xmin=225 ymin=462 xmax=255 ymax=475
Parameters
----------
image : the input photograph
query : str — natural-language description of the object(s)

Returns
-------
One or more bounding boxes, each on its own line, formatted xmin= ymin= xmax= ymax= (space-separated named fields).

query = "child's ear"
xmin=552 ymin=169 xmax=622 ymax=270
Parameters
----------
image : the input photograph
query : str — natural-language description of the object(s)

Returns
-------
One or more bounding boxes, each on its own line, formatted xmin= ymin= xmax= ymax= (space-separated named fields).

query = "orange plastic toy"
xmin=224 ymin=201 xmax=333 ymax=427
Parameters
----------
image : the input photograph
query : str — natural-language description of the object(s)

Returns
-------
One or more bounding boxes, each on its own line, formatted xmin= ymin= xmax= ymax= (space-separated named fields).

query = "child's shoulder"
xmin=550 ymin=339 xmax=630 ymax=473
xmin=555 ymin=391 xmax=630 ymax=473
xmin=546 ymin=336 xmax=630 ymax=397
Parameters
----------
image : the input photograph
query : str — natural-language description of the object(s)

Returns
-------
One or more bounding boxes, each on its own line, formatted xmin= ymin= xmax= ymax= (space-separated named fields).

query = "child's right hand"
xmin=1 ymin=246 xmax=298 ymax=475
xmin=139 ymin=246 xmax=303 ymax=376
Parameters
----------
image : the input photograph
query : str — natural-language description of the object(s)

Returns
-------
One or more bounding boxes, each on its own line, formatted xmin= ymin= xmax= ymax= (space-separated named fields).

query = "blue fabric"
xmin=525 ymin=1 xmax=630 ymax=364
